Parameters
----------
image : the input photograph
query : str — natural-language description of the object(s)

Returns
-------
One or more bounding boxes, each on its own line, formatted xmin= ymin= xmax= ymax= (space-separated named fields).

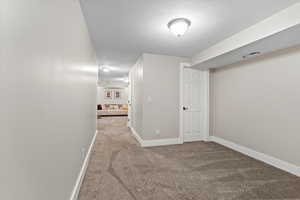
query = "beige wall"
xmin=129 ymin=57 xmax=144 ymax=137
xmin=142 ymin=54 xmax=190 ymax=140
xmin=1 ymin=0 xmax=98 ymax=199
xmin=129 ymin=54 xmax=189 ymax=140
xmin=210 ymin=45 xmax=300 ymax=166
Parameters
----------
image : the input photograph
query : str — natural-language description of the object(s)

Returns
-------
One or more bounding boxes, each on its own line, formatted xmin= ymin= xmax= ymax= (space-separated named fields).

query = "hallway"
xmin=78 ymin=117 xmax=300 ymax=200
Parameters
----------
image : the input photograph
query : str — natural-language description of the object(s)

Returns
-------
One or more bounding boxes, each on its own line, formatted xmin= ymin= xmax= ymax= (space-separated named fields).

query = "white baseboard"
xmin=129 ymin=126 xmax=183 ymax=147
xmin=209 ymin=136 xmax=300 ymax=177
xmin=70 ymin=130 xmax=98 ymax=200
xmin=129 ymin=126 xmax=143 ymax=145
xmin=183 ymin=134 xmax=204 ymax=143
xmin=142 ymin=138 xmax=183 ymax=147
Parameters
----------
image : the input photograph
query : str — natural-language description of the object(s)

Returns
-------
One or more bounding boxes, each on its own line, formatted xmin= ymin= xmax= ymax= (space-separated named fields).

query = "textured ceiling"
xmin=80 ymin=0 xmax=299 ymax=84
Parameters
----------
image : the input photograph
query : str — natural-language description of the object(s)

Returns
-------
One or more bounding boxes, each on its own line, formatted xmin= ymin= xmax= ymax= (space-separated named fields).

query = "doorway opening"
xmin=96 ymin=86 xmax=129 ymax=120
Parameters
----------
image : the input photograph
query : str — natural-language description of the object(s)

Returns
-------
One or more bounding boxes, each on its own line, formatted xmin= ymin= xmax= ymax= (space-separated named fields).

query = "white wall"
xmin=143 ymin=54 xmax=190 ymax=140
xmin=129 ymin=54 xmax=190 ymax=140
xmin=210 ymin=45 xmax=300 ymax=166
xmin=129 ymin=57 xmax=144 ymax=136
xmin=97 ymin=87 xmax=128 ymax=105
xmin=0 ymin=1 xmax=98 ymax=199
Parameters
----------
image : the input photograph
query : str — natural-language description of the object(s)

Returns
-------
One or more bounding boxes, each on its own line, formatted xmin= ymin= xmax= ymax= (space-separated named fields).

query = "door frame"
xmin=179 ymin=63 xmax=210 ymax=143
xmin=127 ymin=70 xmax=132 ymax=127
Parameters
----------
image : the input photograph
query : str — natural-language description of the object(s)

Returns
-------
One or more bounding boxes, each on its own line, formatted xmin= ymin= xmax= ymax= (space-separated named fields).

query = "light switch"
xmin=147 ymin=96 xmax=152 ymax=103
xmin=155 ymin=129 xmax=160 ymax=135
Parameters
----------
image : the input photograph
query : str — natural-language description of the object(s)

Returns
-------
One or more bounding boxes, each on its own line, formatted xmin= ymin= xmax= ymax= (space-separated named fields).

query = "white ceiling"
xmin=80 ymin=0 xmax=299 ymax=82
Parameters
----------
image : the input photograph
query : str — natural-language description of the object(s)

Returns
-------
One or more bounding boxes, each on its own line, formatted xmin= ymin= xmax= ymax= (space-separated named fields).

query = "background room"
xmin=97 ymin=66 xmax=129 ymax=118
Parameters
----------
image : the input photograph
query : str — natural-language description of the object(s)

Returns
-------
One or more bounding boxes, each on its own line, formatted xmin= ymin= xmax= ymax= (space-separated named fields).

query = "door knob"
xmin=183 ymin=106 xmax=188 ymax=110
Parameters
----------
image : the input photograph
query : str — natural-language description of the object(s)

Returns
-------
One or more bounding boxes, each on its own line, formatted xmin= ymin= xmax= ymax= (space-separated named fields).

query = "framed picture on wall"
xmin=114 ymin=91 xmax=121 ymax=99
xmin=104 ymin=90 xmax=112 ymax=99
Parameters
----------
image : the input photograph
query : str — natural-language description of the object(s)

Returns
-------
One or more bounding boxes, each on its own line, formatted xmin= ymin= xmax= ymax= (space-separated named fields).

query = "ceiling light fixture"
xmin=123 ymin=77 xmax=129 ymax=83
xmin=167 ymin=18 xmax=191 ymax=37
xmin=101 ymin=66 xmax=110 ymax=72
xmin=102 ymin=68 xmax=110 ymax=72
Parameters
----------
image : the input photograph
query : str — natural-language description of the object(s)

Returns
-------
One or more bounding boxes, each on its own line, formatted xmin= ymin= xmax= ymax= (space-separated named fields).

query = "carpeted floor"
xmin=78 ymin=117 xmax=300 ymax=200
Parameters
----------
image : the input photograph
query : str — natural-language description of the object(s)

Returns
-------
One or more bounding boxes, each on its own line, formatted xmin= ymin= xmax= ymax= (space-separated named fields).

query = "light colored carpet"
xmin=79 ymin=117 xmax=300 ymax=200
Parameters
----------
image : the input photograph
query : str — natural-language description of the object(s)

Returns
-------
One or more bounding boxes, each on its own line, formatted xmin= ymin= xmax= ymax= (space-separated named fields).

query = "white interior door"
xmin=181 ymin=65 xmax=209 ymax=142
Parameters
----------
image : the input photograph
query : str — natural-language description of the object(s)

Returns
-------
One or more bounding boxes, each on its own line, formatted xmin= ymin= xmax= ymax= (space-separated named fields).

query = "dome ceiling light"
xmin=100 ymin=66 xmax=111 ymax=73
xmin=167 ymin=18 xmax=191 ymax=37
